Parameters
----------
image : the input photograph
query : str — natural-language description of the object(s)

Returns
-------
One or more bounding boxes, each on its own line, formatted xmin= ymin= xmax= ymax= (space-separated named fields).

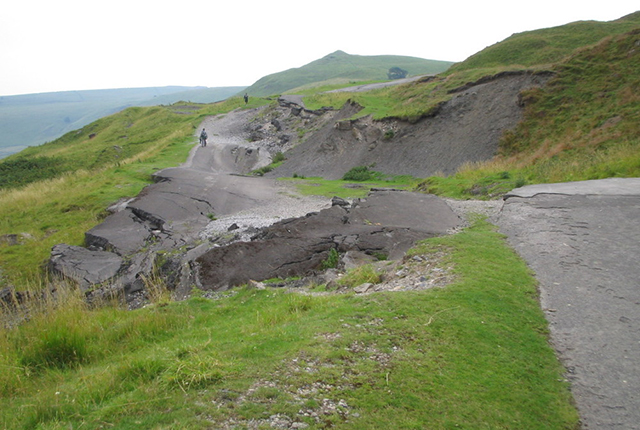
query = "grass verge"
xmin=1 ymin=219 xmax=578 ymax=429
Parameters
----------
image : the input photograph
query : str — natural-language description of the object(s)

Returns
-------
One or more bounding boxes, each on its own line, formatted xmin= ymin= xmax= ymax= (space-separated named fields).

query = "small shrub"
xmin=383 ymin=129 xmax=395 ymax=140
xmin=272 ymin=152 xmax=286 ymax=163
xmin=252 ymin=165 xmax=273 ymax=176
xmin=372 ymin=252 xmax=388 ymax=261
xmin=321 ymin=248 xmax=340 ymax=270
xmin=342 ymin=166 xmax=379 ymax=182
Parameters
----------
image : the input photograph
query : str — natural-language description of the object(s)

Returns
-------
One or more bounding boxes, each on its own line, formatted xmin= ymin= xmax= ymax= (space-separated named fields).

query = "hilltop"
xmin=243 ymin=50 xmax=454 ymax=96
xmin=449 ymin=10 xmax=640 ymax=72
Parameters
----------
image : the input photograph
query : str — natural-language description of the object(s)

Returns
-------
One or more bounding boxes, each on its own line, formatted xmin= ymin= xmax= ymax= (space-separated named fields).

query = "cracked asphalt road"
xmin=496 ymin=178 xmax=640 ymax=430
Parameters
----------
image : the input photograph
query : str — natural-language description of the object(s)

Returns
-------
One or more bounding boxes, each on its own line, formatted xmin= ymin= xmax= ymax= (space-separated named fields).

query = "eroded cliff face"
xmin=269 ymin=71 xmax=552 ymax=180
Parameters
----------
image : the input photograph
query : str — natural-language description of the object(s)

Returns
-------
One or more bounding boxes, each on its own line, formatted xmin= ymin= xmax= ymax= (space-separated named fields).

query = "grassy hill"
xmin=0 ymin=86 xmax=246 ymax=159
xmin=243 ymin=50 xmax=454 ymax=97
xmin=448 ymin=11 xmax=640 ymax=73
xmin=1 ymin=12 xmax=639 ymax=429
xmin=301 ymin=14 xmax=640 ymax=194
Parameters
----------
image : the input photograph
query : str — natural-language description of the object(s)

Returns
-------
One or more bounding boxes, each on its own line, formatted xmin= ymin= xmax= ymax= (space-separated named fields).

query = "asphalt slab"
xmin=496 ymin=178 xmax=640 ymax=429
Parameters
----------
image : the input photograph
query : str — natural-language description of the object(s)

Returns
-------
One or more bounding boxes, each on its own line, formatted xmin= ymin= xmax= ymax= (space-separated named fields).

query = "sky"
xmin=1 ymin=0 xmax=638 ymax=96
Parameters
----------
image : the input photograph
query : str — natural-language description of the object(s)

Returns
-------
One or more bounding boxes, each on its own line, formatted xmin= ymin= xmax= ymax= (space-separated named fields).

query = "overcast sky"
xmin=1 ymin=1 xmax=638 ymax=96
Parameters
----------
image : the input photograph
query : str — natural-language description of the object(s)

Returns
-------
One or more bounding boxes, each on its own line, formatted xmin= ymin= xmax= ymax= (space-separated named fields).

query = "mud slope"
xmin=270 ymin=71 xmax=551 ymax=180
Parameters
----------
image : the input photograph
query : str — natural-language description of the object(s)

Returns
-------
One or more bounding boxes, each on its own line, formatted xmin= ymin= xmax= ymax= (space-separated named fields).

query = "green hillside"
xmin=0 ymin=96 xmax=270 ymax=282
xmin=2 ymin=11 xmax=640 ymax=429
xmin=301 ymin=14 xmax=640 ymax=193
xmin=449 ymin=11 xmax=640 ymax=72
xmin=244 ymin=50 xmax=454 ymax=96
xmin=0 ymin=86 xmax=246 ymax=159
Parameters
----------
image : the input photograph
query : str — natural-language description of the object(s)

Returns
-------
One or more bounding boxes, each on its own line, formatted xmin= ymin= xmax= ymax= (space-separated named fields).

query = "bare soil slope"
xmin=268 ymin=71 xmax=551 ymax=179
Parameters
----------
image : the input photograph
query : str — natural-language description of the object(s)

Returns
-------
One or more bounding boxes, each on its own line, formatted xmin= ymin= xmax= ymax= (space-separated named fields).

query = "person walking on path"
xmin=199 ymin=128 xmax=208 ymax=147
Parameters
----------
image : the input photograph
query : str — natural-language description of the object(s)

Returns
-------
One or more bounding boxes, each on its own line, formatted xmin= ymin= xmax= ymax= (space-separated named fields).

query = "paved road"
xmin=496 ymin=178 xmax=640 ymax=429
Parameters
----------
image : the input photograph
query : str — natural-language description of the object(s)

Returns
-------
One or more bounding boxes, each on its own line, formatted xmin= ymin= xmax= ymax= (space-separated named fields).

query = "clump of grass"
xmin=163 ymin=347 xmax=225 ymax=392
xmin=336 ymin=263 xmax=382 ymax=288
xmin=272 ymin=151 xmax=286 ymax=163
xmin=140 ymin=267 xmax=172 ymax=306
xmin=252 ymin=151 xmax=287 ymax=176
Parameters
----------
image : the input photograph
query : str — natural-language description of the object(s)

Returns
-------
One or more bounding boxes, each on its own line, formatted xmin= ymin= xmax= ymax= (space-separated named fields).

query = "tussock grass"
xmin=335 ymin=264 xmax=382 ymax=288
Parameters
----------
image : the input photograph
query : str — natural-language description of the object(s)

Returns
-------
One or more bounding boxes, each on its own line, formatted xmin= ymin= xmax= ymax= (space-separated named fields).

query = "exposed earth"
xmin=273 ymin=71 xmax=552 ymax=179
xmin=36 ymin=73 xmax=640 ymax=429
xmin=49 ymin=71 xmax=553 ymax=301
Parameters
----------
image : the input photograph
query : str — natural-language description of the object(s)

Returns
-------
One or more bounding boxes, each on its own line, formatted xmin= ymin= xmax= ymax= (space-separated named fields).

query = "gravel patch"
xmin=200 ymin=184 xmax=332 ymax=243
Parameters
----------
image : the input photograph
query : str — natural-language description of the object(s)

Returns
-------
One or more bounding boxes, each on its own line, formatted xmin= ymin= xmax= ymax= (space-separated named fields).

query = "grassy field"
xmin=0 ymin=219 xmax=578 ymax=429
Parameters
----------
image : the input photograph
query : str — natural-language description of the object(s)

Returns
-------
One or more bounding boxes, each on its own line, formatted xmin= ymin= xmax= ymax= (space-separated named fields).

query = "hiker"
xmin=199 ymin=128 xmax=208 ymax=147
xmin=244 ymin=93 xmax=249 ymax=104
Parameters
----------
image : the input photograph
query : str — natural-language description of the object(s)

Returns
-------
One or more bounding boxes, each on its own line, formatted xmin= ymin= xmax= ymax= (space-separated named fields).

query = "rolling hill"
xmin=0 ymin=86 xmax=246 ymax=159
xmin=243 ymin=50 xmax=454 ymax=96
xmin=448 ymin=10 xmax=640 ymax=72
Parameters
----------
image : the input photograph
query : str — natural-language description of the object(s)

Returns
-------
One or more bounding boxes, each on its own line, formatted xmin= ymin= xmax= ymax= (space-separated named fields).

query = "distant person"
xmin=199 ymin=128 xmax=207 ymax=147
xmin=244 ymin=93 xmax=249 ymax=104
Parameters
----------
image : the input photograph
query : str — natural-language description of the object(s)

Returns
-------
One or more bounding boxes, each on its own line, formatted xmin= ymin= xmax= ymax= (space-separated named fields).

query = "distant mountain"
xmin=243 ymin=50 xmax=454 ymax=97
xmin=0 ymin=86 xmax=246 ymax=159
